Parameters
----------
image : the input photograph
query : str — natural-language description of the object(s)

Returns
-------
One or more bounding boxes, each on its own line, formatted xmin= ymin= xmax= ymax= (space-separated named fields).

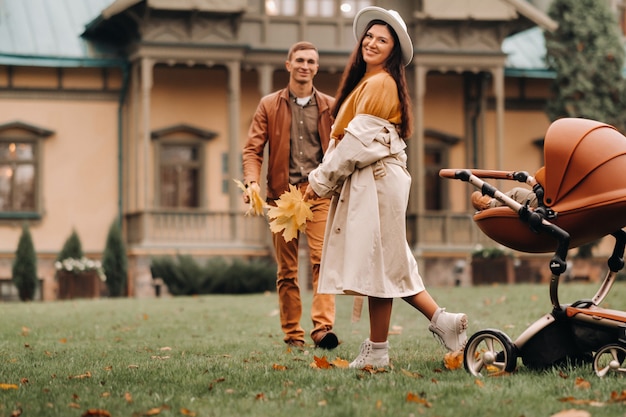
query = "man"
xmin=242 ymin=41 xmax=338 ymax=349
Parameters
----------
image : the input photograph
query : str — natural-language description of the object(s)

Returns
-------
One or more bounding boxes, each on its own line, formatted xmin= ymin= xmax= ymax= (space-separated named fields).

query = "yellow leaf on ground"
xmin=331 ymin=358 xmax=349 ymax=369
xmin=0 ymin=383 xmax=18 ymax=390
xmin=443 ymin=350 xmax=463 ymax=370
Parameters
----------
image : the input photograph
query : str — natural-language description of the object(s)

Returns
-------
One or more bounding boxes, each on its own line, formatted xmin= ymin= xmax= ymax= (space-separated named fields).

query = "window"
xmin=0 ymin=141 xmax=36 ymax=212
xmin=265 ymin=0 xmax=371 ymax=17
xmin=158 ymin=143 xmax=202 ymax=208
xmin=0 ymin=121 xmax=52 ymax=219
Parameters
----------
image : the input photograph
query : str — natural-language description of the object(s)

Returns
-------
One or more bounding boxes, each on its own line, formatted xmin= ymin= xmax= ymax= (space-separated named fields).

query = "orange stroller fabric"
xmin=474 ymin=118 xmax=626 ymax=253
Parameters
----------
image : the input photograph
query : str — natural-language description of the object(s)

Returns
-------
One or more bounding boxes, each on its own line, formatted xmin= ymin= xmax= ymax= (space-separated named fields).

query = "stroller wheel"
xmin=464 ymin=329 xmax=517 ymax=377
xmin=593 ymin=344 xmax=626 ymax=377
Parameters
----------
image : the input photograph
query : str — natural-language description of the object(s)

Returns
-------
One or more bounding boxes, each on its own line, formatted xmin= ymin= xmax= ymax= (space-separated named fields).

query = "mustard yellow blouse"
xmin=331 ymin=70 xmax=401 ymax=140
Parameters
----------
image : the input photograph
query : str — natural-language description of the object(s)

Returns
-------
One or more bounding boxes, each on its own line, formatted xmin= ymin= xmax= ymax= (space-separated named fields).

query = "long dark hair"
xmin=332 ymin=19 xmax=413 ymax=138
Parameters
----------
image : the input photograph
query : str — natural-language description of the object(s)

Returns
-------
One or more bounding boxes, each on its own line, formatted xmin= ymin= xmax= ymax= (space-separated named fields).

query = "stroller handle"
xmin=439 ymin=169 xmax=520 ymax=181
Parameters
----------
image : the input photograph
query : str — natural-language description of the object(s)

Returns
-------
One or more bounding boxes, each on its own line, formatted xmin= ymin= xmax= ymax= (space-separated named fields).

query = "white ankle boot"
xmin=428 ymin=308 xmax=468 ymax=352
xmin=349 ymin=338 xmax=389 ymax=368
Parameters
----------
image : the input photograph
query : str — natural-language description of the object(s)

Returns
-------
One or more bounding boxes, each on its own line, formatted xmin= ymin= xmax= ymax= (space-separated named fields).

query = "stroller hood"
xmin=544 ymin=118 xmax=626 ymax=212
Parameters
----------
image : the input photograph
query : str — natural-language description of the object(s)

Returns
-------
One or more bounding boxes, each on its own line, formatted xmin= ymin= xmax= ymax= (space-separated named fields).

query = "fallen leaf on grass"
xmin=10 ymin=408 xmax=22 ymax=417
xmin=574 ymin=377 xmax=590 ymax=389
xmin=150 ymin=356 xmax=170 ymax=360
xmin=400 ymin=369 xmax=423 ymax=378
xmin=21 ymin=327 xmax=29 ymax=336
xmin=550 ymin=409 xmax=591 ymax=417
xmin=0 ymin=383 xmax=19 ymax=390
xmin=272 ymin=363 xmax=287 ymax=371
xmin=406 ymin=392 xmax=432 ymax=407
xmin=609 ymin=390 xmax=626 ymax=403
xmin=558 ymin=396 xmax=604 ymax=407
xmin=124 ymin=392 xmax=133 ymax=403
xmin=443 ymin=351 xmax=463 ymax=370
xmin=69 ymin=403 xmax=81 ymax=409
xmin=311 ymin=355 xmax=332 ymax=369
xmin=68 ymin=371 xmax=91 ymax=380
xmin=255 ymin=393 xmax=266 ymax=401
xmin=180 ymin=408 xmax=197 ymax=416
xmin=331 ymin=358 xmax=349 ymax=369
xmin=142 ymin=405 xmax=171 ymax=416
xmin=81 ymin=409 xmax=111 ymax=417
xmin=474 ymin=379 xmax=484 ymax=387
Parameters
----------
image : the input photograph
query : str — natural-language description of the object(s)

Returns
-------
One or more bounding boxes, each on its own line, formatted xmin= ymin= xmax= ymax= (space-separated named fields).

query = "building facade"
xmin=1 ymin=0 xmax=605 ymax=300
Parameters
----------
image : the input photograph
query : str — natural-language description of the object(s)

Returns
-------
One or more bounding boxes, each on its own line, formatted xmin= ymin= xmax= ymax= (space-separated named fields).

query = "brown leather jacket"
xmin=242 ymin=86 xmax=335 ymax=200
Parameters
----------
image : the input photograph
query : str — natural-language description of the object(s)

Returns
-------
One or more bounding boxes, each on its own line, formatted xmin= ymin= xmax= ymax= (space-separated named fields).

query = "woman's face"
xmin=361 ymin=23 xmax=394 ymax=72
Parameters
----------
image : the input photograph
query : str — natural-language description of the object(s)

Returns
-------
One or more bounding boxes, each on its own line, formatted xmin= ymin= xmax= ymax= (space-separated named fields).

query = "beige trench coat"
xmin=308 ymin=114 xmax=426 ymax=298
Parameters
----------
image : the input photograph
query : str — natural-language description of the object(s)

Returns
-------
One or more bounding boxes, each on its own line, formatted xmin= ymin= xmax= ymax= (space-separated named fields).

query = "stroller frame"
xmin=441 ymin=168 xmax=626 ymax=377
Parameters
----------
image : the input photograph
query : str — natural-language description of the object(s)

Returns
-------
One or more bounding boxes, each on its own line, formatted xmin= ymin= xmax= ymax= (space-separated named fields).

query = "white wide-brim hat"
xmin=353 ymin=6 xmax=413 ymax=66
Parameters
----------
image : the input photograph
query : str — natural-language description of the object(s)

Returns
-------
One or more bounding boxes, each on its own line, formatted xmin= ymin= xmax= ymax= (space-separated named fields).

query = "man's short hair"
xmin=287 ymin=41 xmax=318 ymax=61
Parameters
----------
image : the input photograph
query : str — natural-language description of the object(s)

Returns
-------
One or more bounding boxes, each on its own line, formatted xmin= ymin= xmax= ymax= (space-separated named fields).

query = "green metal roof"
xmin=502 ymin=26 xmax=555 ymax=78
xmin=0 ymin=0 xmax=123 ymax=67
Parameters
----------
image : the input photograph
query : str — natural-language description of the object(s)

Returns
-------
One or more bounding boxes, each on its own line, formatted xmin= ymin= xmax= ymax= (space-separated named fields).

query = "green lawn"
xmin=0 ymin=282 xmax=624 ymax=417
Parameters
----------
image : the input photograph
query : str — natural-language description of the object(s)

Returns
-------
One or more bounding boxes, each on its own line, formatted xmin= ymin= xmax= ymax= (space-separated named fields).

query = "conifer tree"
xmin=102 ymin=220 xmax=127 ymax=297
xmin=545 ymin=0 xmax=626 ymax=132
xmin=12 ymin=223 xmax=38 ymax=301
xmin=57 ymin=229 xmax=84 ymax=261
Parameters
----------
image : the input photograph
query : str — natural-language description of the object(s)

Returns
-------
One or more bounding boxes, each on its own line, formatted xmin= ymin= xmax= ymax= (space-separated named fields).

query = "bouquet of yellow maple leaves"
xmin=235 ymin=180 xmax=312 ymax=242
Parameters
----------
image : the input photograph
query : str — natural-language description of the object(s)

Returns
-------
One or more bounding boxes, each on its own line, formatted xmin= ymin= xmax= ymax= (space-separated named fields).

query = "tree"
xmin=545 ymin=0 xmax=626 ymax=133
xmin=545 ymin=0 xmax=625 ymax=261
xmin=12 ymin=223 xmax=38 ymax=301
xmin=57 ymin=229 xmax=84 ymax=261
xmin=102 ymin=220 xmax=128 ymax=297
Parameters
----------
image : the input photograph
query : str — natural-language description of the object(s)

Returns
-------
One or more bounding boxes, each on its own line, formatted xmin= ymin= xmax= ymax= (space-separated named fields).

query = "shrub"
xmin=57 ymin=229 xmax=83 ymax=261
xmin=102 ymin=220 xmax=128 ymax=297
xmin=150 ymin=255 xmax=276 ymax=295
xmin=12 ymin=223 xmax=38 ymax=301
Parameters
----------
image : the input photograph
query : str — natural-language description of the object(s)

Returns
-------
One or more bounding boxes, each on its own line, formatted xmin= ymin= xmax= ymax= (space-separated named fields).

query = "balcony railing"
xmin=125 ymin=209 xmax=496 ymax=255
xmin=125 ymin=209 xmax=271 ymax=252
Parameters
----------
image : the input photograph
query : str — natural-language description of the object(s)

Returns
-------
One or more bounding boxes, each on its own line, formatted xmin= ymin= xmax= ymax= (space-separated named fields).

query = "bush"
xmin=102 ymin=220 xmax=128 ymax=297
xmin=57 ymin=230 xmax=83 ymax=261
xmin=12 ymin=223 xmax=38 ymax=301
xmin=150 ymin=255 xmax=276 ymax=295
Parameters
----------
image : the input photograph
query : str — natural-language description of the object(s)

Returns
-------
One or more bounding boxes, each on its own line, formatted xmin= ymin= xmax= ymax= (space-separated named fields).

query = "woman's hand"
xmin=304 ymin=184 xmax=319 ymax=201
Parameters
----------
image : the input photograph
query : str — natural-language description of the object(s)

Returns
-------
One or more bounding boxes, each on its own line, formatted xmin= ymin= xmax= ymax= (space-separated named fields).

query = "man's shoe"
xmin=349 ymin=338 xmax=389 ymax=368
xmin=428 ymin=308 xmax=468 ymax=352
xmin=286 ymin=339 xmax=305 ymax=348
xmin=471 ymin=191 xmax=492 ymax=211
xmin=315 ymin=331 xmax=339 ymax=349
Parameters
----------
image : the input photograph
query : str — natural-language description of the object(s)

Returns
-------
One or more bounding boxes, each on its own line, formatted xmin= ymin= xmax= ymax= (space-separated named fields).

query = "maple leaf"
xmin=443 ymin=351 xmax=463 ymax=370
xmin=234 ymin=179 xmax=267 ymax=216
xmin=268 ymin=185 xmax=313 ymax=242
xmin=311 ymin=355 xmax=332 ymax=369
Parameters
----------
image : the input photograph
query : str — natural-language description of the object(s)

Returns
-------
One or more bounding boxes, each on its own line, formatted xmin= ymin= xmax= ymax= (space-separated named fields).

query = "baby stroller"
xmin=440 ymin=118 xmax=626 ymax=377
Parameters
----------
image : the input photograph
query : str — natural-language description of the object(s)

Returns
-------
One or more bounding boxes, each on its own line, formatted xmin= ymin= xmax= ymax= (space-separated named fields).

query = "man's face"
xmin=285 ymin=49 xmax=319 ymax=84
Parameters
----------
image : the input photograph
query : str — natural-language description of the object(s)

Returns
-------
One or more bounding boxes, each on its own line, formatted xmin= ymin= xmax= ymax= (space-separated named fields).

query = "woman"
xmin=304 ymin=7 xmax=468 ymax=368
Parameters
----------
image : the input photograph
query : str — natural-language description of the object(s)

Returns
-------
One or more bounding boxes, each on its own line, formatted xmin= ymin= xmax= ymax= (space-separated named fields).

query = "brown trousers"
xmin=272 ymin=185 xmax=335 ymax=345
